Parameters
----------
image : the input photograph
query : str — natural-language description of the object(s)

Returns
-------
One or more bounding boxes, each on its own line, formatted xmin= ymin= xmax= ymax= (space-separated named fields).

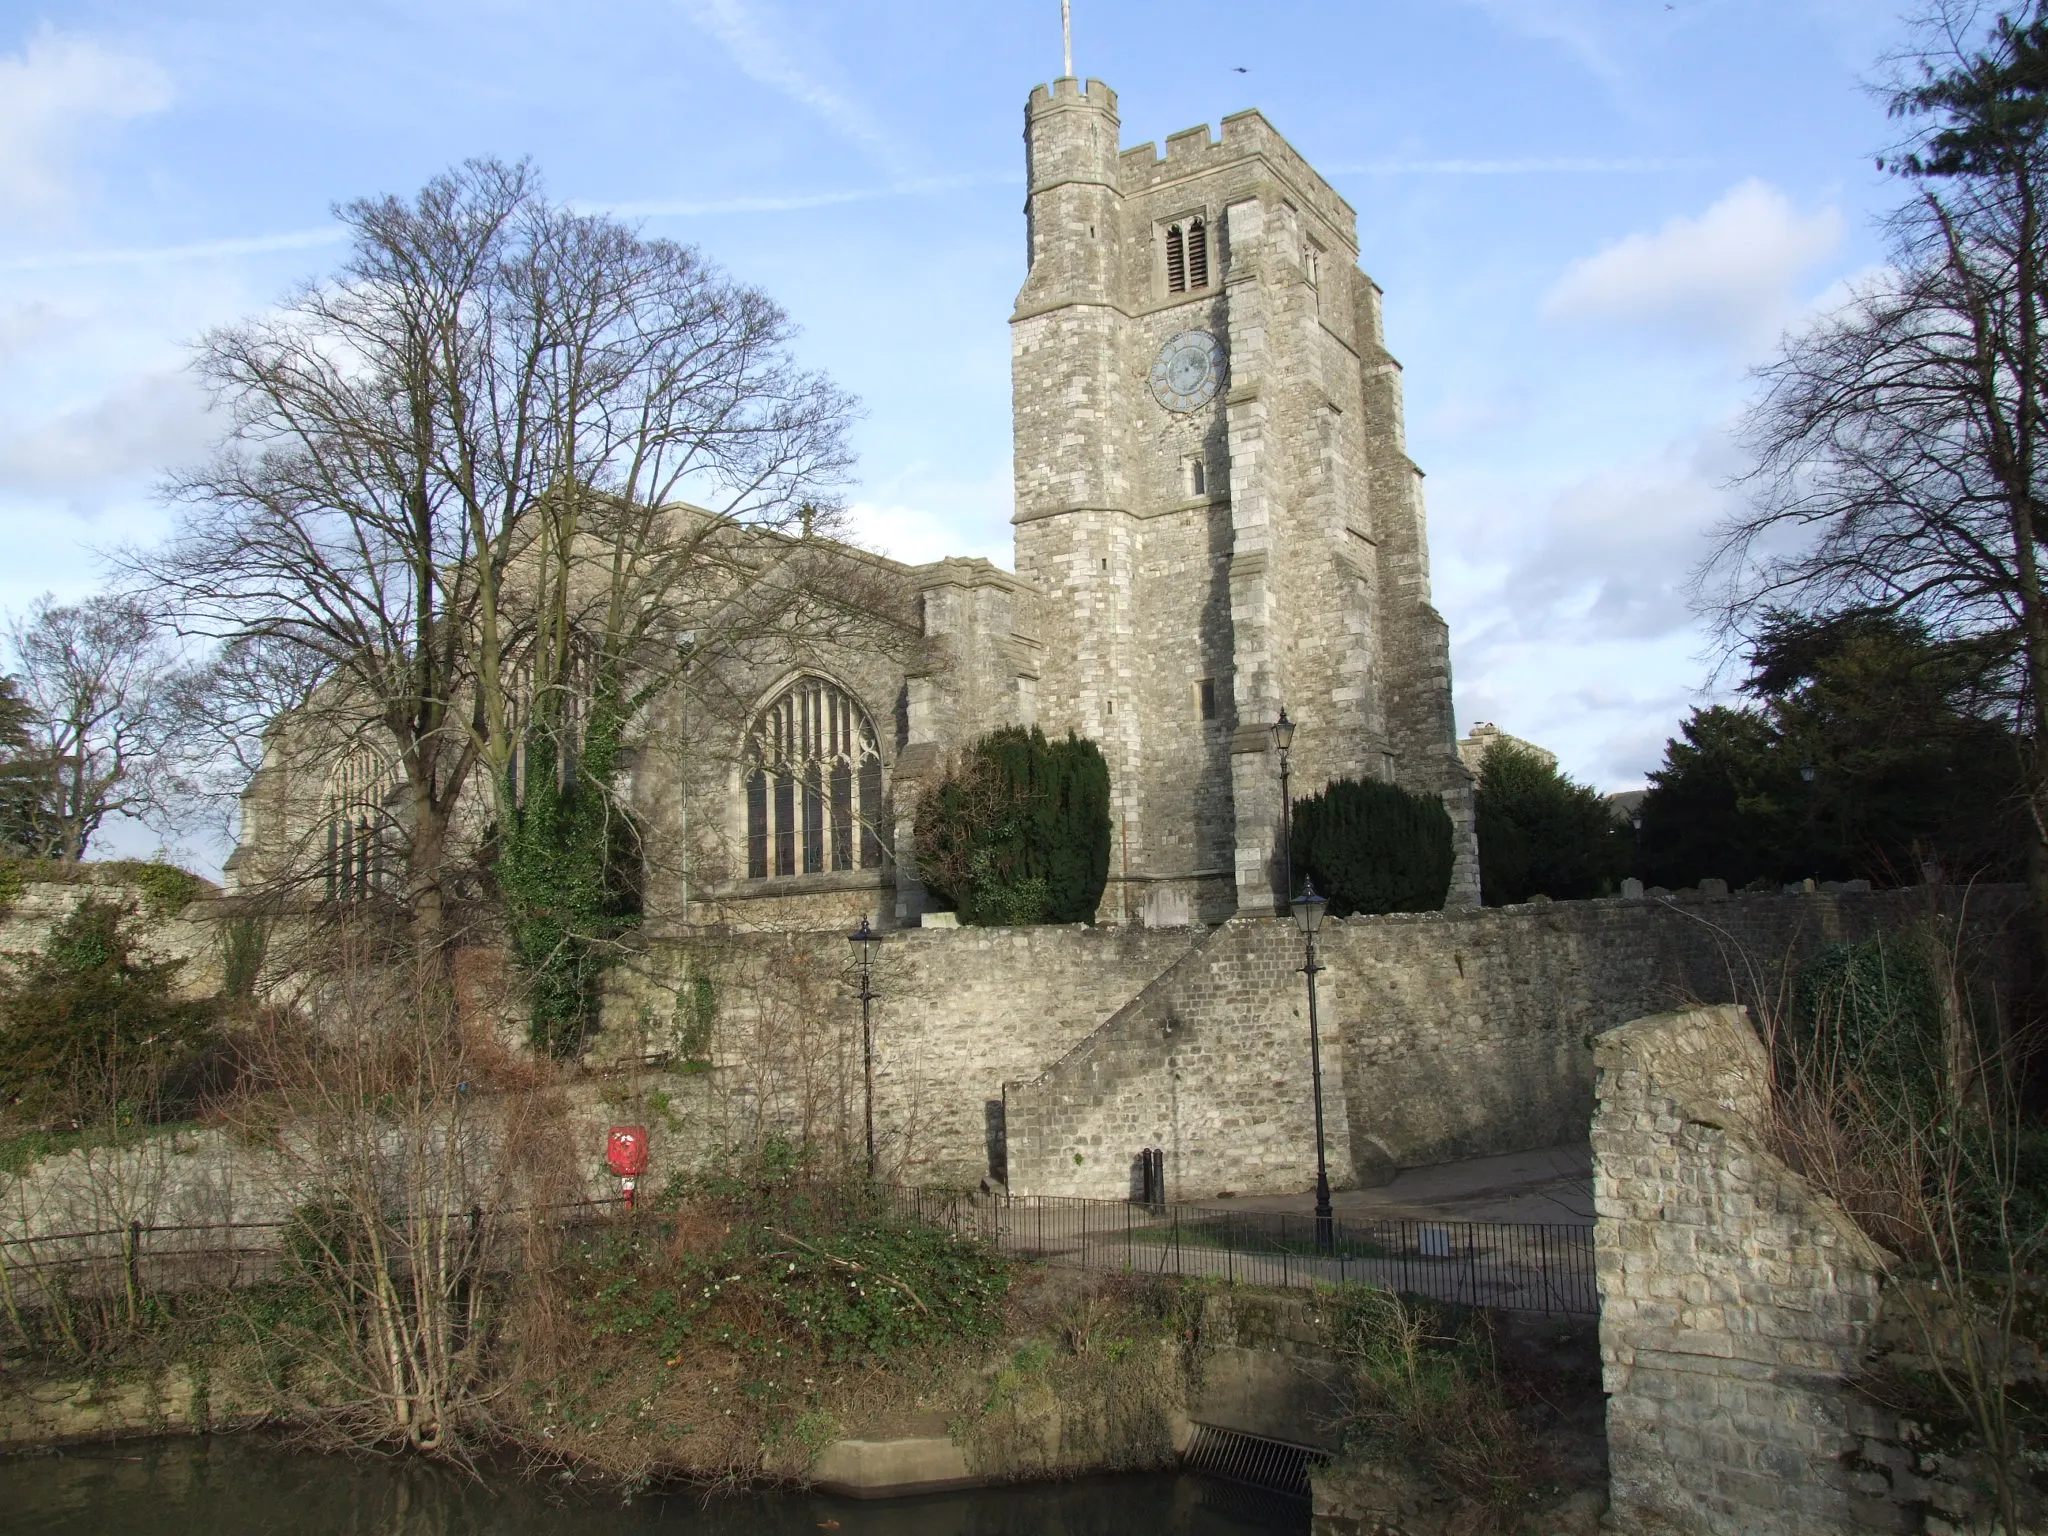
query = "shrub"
xmin=1794 ymin=933 xmax=1948 ymax=1106
xmin=1475 ymin=740 xmax=1626 ymax=905
xmin=914 ymin=727 xmax=1110 ymax=925
xmin=1291 ymin=777 xmax=1453 ymax=916
xmin=0 ymin=895 xmax=221 ymax=1126
xmin=568 ymin=1152 xmax=1011 ymax=1366
xmin=1327 ymin=1288 xmax=1544 ymax=1510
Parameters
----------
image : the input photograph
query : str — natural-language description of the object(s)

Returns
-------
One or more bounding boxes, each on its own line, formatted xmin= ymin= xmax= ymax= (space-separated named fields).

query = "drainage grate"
xmin=1181 ymin=1423 xmax=1327 ymax=1501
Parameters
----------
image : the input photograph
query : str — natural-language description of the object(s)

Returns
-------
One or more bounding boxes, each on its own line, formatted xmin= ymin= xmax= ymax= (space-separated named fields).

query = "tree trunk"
xmin=408 ymin=784 xmax=449 ymax=958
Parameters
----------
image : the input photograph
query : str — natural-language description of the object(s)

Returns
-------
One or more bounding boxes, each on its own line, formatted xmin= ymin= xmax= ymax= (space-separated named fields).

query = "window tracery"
xmin=324 ymin=741 xmax=397 ymax=901
xmin=744 ymin=678 xmax=883 ymax=880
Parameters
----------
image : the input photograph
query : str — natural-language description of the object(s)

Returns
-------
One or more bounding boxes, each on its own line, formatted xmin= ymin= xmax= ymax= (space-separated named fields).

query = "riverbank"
xmin=1 ymin=1280 xmax=1611 ymax=1532
xmin=0 ymin=1163 xmax=1610 ymax=1531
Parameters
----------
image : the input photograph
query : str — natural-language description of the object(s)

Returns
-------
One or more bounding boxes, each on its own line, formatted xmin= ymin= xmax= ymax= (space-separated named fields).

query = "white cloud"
xmin=1455 ymin=0 xmax=1634 ymax=87
xmin=0 ymin=369 xmax=213 ymax=496
xmin=843 ymin=500 xmax=1009 ymax=569
xmin=1493 ymin=431 xmax=1742 ymax=643
xmin=679 ymin=1 xmax=910 ymax=174
xmin=1543 ymin=179 xmax=1844 ymax=345
xmin=0 ymin=300 xmax=76 ymax=361
xmin=0 ymin=26 xmax=172 ymax=223
xmin=1436 ymin=427 xmax=1750 ymax=786
xmin=0 ymin=227 xmax=341 ymax=273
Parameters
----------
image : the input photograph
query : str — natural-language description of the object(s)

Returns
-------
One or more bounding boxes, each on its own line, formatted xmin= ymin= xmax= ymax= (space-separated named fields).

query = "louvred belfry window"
xmin=744 ymin=678 xmax=884 ymax=880
xmin=1166 ymin=223 xmax=1186 ymax=294
xmin=1188 ymin=218 xmax=1208 ymax=288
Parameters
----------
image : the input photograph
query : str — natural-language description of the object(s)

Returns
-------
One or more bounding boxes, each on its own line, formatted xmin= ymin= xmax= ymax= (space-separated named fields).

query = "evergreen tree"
xmin=1290 ymin=777 xmax=1454 ymax=917
xmin=1474 ymin=742 xmax=1627 ymax=906
xmin=915 ymin=727 xmax=1110 ymax=925
xmin=0 ymin=896 xmax=220 ymax=1126
xmin=1634 ymin=611 xmax=2024 ymax=889
xmin=1634 ymin=706 xmax=1792 ymax=890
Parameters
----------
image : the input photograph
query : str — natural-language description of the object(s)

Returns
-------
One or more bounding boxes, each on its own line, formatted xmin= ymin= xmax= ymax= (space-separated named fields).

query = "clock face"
xmin=1149 ymin=330 xmax=1226 ymax=413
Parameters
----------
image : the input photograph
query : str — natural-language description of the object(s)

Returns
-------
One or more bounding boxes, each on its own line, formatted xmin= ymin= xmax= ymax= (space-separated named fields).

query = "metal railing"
xmin=0 ymin=1198 xmax=625 ymax=1312
xmin=888 ymin=1188 xmax=1598 ymax=1316
xmin=1 ymin=1189 xmax=1597 ymax=1318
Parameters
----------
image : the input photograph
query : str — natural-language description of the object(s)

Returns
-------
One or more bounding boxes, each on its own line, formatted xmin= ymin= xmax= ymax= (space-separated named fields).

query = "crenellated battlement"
xmin=1111 ymin=107 xmax=1356 ymax=253
xmin=1027 ymin=76 xmax=1118 ymax=113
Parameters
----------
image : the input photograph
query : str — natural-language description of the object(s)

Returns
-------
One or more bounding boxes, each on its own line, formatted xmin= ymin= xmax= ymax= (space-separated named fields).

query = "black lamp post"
xmin=848 ymin=916 xmax=884 ymax=1179
xmin=1290 ymin=877 xmax=1335 ymax=1254
xmin=1799 ymin=760 xmax=1818 ymax=882
xmin=1273 ymin=709 xmax=1296 ymax=909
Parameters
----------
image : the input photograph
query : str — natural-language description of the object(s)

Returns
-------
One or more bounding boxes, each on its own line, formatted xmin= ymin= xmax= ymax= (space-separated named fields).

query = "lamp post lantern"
xmin=1273 ymin=709 xmax=1296 ymax=910
xmin=848 ymin=916 xmax=884 ymax=1178
xmin=1290 ymin=877 xmax=1335 ymax=1253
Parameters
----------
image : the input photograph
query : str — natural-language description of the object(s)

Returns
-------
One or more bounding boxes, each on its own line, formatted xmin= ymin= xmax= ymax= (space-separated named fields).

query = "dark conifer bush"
xmin=1291 ymin=777 xmax=1453 ymax=917
xmin=914 ymin=727 xmax=1110 ymax=925
xmin=0 ymin=896 xmax=221 ymax=1125
xmin=1475 ymin=740 xmax=1628 ymax=906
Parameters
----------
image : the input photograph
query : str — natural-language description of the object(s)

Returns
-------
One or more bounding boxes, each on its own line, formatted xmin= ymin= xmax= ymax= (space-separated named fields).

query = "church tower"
xmin=1010 ymin=78 xmax=1479 ymax=919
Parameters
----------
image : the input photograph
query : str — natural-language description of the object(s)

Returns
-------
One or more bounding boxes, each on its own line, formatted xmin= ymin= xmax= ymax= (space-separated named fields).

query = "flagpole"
xmin=1062 ymin=0 xmax=1072 ymax=77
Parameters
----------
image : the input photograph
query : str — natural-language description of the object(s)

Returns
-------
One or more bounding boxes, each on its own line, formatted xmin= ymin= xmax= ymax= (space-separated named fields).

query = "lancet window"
xmin=1187 ymin=217 xmax=1209 ymax=288
xmin=1166 ymin=223 xmax=1186 ymax=293
xmin=324 ymin=741 xmax=397 ymax=901
xmin=744 ymin=678 xmax=884 ymax=880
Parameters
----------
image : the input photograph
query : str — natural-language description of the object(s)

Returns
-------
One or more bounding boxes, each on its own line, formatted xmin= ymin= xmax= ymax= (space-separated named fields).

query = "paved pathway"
xmin=1216 ymin=1142 xmax=1593 ymax=1225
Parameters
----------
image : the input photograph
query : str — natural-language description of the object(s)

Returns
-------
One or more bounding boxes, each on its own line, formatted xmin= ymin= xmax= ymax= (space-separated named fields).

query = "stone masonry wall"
xmin=604 ymin=924 xmax=1202 ymax=1188
xmin=0 ymin=872 xmax=223 ymax=998
xmin=1001 ymin=920 xmax=1358 ymax=1200
xmin=1593 ymin=1004 xmax=1887 ymax=1535
xmin=1003 ymin=887 xmax=2004 ymax=1203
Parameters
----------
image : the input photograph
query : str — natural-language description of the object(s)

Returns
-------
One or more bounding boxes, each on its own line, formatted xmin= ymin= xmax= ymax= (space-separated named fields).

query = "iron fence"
xmin=0 ymin=1199 xmax=624 ymax=1312
xmin=1 ymin=1189 xmax=1597 ymax=1319
xmin=888 ymin=1188 xmax=1598 ymax=1316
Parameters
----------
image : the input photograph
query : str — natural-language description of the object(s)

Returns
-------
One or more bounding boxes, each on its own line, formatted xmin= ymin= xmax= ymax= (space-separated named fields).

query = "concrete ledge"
xmin=809 ymin=1435 xmax=979 ymax=1498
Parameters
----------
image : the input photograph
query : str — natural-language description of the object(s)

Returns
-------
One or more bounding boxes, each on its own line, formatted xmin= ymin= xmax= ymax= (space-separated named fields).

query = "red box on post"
xmin=606 ymin=1125 xmax=649 ymax=1178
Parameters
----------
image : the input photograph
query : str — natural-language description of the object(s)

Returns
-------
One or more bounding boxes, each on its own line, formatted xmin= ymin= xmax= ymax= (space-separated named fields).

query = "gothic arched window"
xmin=1187 ymin=217 xmax=1209 ymax=288
xmin=324 ymin=741 xmax=397 ymax=901
xmin=1166 ymin=223 xmax=1186 ymax=294
xmin=745 ymin=678 xmax=883 ymax=880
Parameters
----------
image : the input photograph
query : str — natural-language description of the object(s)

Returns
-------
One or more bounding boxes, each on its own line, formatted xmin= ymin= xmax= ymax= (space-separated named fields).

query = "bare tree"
xmin=1703 ymin=6 xmax=2048 ymax=950
xmin=1704 ymin=4 xmax=2048 ymax=953
xmin=152 ymin=633 xmax=331 ymax=848
xmin=6 ymin=593 xmax=181 ymax=861
xmin=226 ymin=937 xmax=575 ymax=1454
xmin=139 ymin=158 xmax=873 ymax=953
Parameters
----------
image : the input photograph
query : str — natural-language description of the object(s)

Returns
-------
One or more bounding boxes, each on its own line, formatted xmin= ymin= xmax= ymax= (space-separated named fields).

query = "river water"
xmin=0 ymin=1437 xmax=1308 ymax=1535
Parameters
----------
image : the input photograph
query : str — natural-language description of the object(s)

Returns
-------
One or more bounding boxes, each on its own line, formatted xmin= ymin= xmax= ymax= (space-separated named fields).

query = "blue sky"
xmin=0 ymin=0 xmax=1930 ymax=860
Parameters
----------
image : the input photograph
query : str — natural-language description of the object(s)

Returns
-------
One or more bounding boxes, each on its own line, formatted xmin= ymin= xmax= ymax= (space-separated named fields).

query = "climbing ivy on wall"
xmin=1291 ymin=777 xmax=1453 ymax=917
xmin=496 ymin=682 xmax=644 ymax=1058
xmin=914 ymin=727 xmax=1110 ymax=926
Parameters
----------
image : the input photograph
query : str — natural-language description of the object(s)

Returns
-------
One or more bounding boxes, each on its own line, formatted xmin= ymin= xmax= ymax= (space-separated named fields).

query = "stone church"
xmin=227 ymin=75 xmax=1478 ymax=931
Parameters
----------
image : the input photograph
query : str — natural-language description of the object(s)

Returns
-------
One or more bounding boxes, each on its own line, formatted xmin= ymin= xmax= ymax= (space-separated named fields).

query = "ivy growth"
xmin=496 ymin=680 xmax=644 ymax=1059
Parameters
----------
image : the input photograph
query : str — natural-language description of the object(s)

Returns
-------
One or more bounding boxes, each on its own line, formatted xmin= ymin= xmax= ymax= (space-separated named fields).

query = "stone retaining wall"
xmin=1593 ymin=1003 xmax=1886 ymax=1533
xmin=1594 ymin=1000 xmax=2043 ymax=1535
xmin=1000 ymin=888 xmax=2008 ymax=1201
